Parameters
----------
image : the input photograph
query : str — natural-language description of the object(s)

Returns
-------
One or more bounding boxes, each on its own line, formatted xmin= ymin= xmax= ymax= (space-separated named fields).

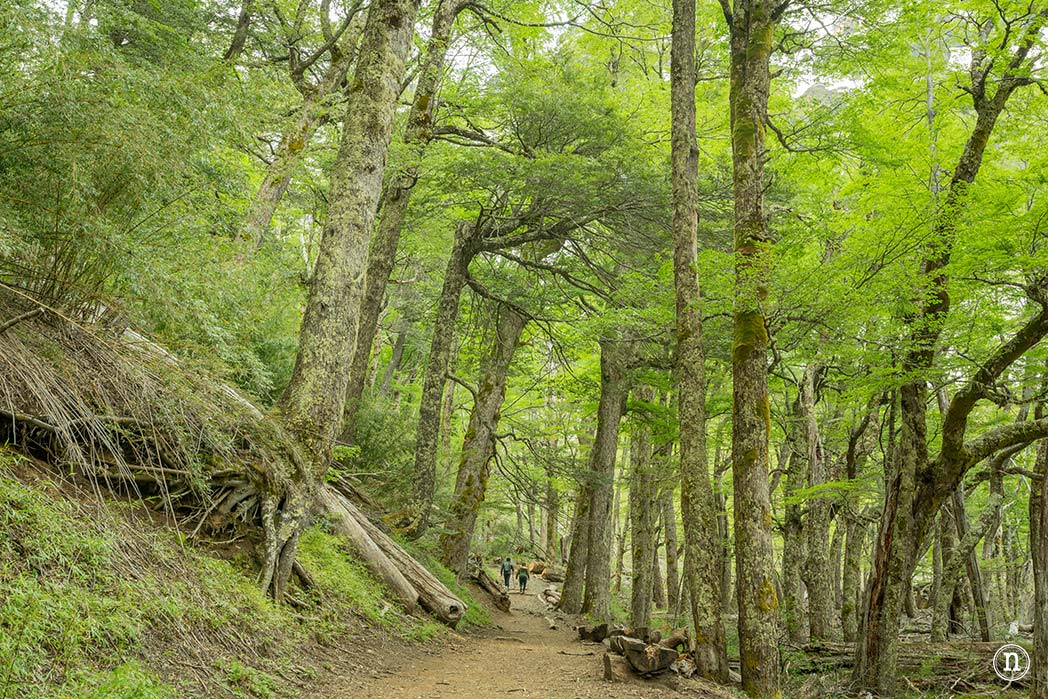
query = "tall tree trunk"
xmin=854 ymin=30 xmax=1033 ymax=690
xmin=629 ymin=416 xmax=656 ymax=629
xmin=831 ymin=525 xmax=843 ymax=616
xmin=726 ymin=3 xmax=783 ymax=695
xmin=273 ymin=0 xmax=420 ymax=599
xmin=1031 ymin=438 xmax=1048 ymax=699
xmin=931 ymin=493 xmax=1001 ymax=641
xmin=544 ymin=465 xmax=560 ymax=560
xmin=613 ymin=476 xmax=627 ymax=594
xmin=405 ymin=222 xmax=477 ymax=536
xmin=841 ymin=511 xmax=866 ymax=642
xmin=783 ymin=423 xmax=808 ymax=644
xmin=559 ymin=488 xmax=591 ymax=614
xmin=341 ymin=0 xmax=467 ymax=441
xmin=438 ymin=304 xmax=526 ymax=574
xmin=223 ymin=0 xmax=254 ymax=60
xmin=580 ymin=340 xmax=629 ymax=620
xmin=951 ymin=487 xmax=992 ymax=641
xmin=672 ymin=0 xmax=728 ymax=681
xmin=241 ymin=15 xmax=363 ymax=246
xmin=379 ymin=318 xmax=409 ymax=394
xmin=798 ymin=366 xmax=834 ymax=641
xmin=652 ymin=535 xmax=667 ymax=610
xmin=242 ymin=93 xmax=329 ymax=246
xmin=661 ymin=485 xmax=680 ymax=614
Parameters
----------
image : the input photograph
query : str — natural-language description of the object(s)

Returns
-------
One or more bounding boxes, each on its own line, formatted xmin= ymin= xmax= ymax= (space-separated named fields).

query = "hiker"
xmin=500 ymin=557 xmax=514 ymax=591
xmin=517 ymin=563 xmax=529 ymax=594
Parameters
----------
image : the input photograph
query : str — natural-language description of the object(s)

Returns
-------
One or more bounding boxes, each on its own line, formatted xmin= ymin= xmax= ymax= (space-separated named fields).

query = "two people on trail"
xmin=499 ymin=556 xmax=530 ymax=594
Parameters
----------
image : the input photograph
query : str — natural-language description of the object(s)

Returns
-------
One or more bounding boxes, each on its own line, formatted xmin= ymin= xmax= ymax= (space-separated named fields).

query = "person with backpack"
xmin=517 ymin=563 xmax=530 ymax=594
xmin=500 ymin=557 xmax=514 ymax=591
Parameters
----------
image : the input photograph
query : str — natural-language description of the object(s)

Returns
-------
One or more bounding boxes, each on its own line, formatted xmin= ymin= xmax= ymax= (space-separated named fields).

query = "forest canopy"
xmin=2 ymin=0 xmax=1048 ymax=697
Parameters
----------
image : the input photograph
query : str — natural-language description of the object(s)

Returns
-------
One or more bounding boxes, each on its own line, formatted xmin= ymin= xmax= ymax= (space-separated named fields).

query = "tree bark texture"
xmin=798 ymin=366 xmax=834 ymax=641
xmin=272 ymin=0 xmax=420 ymax=599
xmin=931 ymin=493 xmax=1001 ymax=641
xmin=559 ymin=488 xmax=591 ymax=614
xmin=580 ymin=340 xmax=628 ymax=620
xmin=660 ymin=485 xmax=680 ymax=614
xmin=672 ymin=0 xmax=728 ymax=681
xmin=726 ymin=0 xmax=783 ymax=695
xmin=341 ymin=0 xmax=466 ymax=441
xmin=629 ymin=410 xmax=656 ymax=629
xmin=406 ymin=222 xmax=478 ymax=536
xmin=1031 ymin=438 xmax=1048 ymax=699
xmin=438 ymin=304 xmax=526 ymax=573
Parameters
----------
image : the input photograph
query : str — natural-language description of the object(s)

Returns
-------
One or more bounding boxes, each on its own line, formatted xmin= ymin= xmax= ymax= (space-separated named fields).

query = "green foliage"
xmin=296 ymin=526 xmax=397 ymax=631
xmin=0 ymin=452 xmax=449 ymax=698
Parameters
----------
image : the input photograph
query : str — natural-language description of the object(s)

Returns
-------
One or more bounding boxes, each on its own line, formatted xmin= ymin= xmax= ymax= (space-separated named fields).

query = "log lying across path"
xmin=470 ymin=566 xmax=511 ymax=612
xmin=319 ymin=485 xmax=466 ymax=627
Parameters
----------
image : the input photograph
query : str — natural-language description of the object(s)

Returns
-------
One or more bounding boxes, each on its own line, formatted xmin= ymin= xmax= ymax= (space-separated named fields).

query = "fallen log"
xmin=541 ymin=567 xmax=565 ymax=582
xmin=317 ymin=487 xmax=419 ymax=613
xmin=610 ymin=636 xmax=678 ymax=676
xmin=470 ymin=567 xmax=510 ymax=612
xmin=660 ymin=628 xmax=689 ymax=651
xmin=528 ymin=560 xmax=546 ymax=574
xmin=578 ymin=623 xmax=611 ymax=643
xmin=324 ymin=486 xmax=466 ymax=627
xmin=539 ymin=587 xmax=561 ymax=608
xmin=803 ymin=640 xmax=1029 ymax=688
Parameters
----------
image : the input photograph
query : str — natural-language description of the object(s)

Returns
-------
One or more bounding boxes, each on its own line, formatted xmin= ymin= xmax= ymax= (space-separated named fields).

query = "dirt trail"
xmin=344 ymin=576 xmax=723 ymax=699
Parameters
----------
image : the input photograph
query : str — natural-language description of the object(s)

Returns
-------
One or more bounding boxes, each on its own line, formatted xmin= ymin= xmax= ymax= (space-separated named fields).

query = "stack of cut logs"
xmin=576 ymin=623 xmax=692 ymax=680
xmin=539 ymin=586 xmax=561 ymax=609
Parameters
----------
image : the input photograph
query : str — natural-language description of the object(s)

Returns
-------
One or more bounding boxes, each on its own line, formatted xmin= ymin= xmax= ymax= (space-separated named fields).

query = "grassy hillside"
xmin=0 ymin=450 xmax=480 ymax=699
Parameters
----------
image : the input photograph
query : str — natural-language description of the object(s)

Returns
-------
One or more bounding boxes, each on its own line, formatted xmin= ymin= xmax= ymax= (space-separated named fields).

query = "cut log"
xmin=578 ymin=623 xmax=611 ymax=643
xmin=603 ymin=652 xmax=633 ymax=682
xmin=659 ymin=627 xmax=689 ymax=651
xmin=541 ymin=567 xmax=565 ymax=582
xmin=610 ymin=635 xmax=677 ymax=676
xmin=528 ymin=560 xmax=546 ymax=574
xmin=317 ymin=487 xmax=419 ymax=613
xmin=323 ymin=485 xmax=466 ymax=627
xmin=470 ymin=567 xmax=510 ymax=612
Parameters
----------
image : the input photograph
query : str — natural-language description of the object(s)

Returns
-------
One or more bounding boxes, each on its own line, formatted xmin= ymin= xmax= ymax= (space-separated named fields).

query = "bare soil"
xmin=334 ymin=578 xmax=736 ymax=699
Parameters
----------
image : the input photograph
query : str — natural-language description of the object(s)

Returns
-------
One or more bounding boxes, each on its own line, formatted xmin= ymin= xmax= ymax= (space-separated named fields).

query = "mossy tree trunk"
xmin=671 ymin=0 xmax=728 ymax=681
xmin=797 ymin=365 xmax=834 ymax=642
xmin=273 ymin=0 xmax=421 ymax=599
xmin=405 ymin=222 xmax=478 ymax=536
xmin=782 ymin=419 xmax=808 ymax=644
xmin=628 ymin=402 xmax=656 ymax=629
xmin=544 ymin=464 xmax=560 ymax=560
xmin=580 ymin=339 xmax=629 ymax=620
xmin=341 ymin=0 xmax=468 ymax=443
xmin=1031 ymin=438 xmax=1048 ymax=699
xmin=241 ymin=9 xmax=365 ymax=247
xmin=559 ymin=488 xmax=591 ymax=614
xmin=660 ymin=484 xmax=680 ymax=614
xmin=931 ymin=493 xmax=1001 ymax=641
xmin=724 ymin=0 xmax=783 ymax=695
xmin=438 ymin=304 xmax=526 ymax=574
xmin=854 ymin=26 xmax=1043 ymax=691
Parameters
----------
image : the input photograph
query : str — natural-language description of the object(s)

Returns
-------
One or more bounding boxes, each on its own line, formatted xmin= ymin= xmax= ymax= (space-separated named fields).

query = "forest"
xmin=1 ymin=0 xmax=1048 ymax=697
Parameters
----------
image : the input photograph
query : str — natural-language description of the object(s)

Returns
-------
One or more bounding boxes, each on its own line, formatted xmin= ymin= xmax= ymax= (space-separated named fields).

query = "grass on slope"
xmin=0 ymin=450 xmax=477 ymax=699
